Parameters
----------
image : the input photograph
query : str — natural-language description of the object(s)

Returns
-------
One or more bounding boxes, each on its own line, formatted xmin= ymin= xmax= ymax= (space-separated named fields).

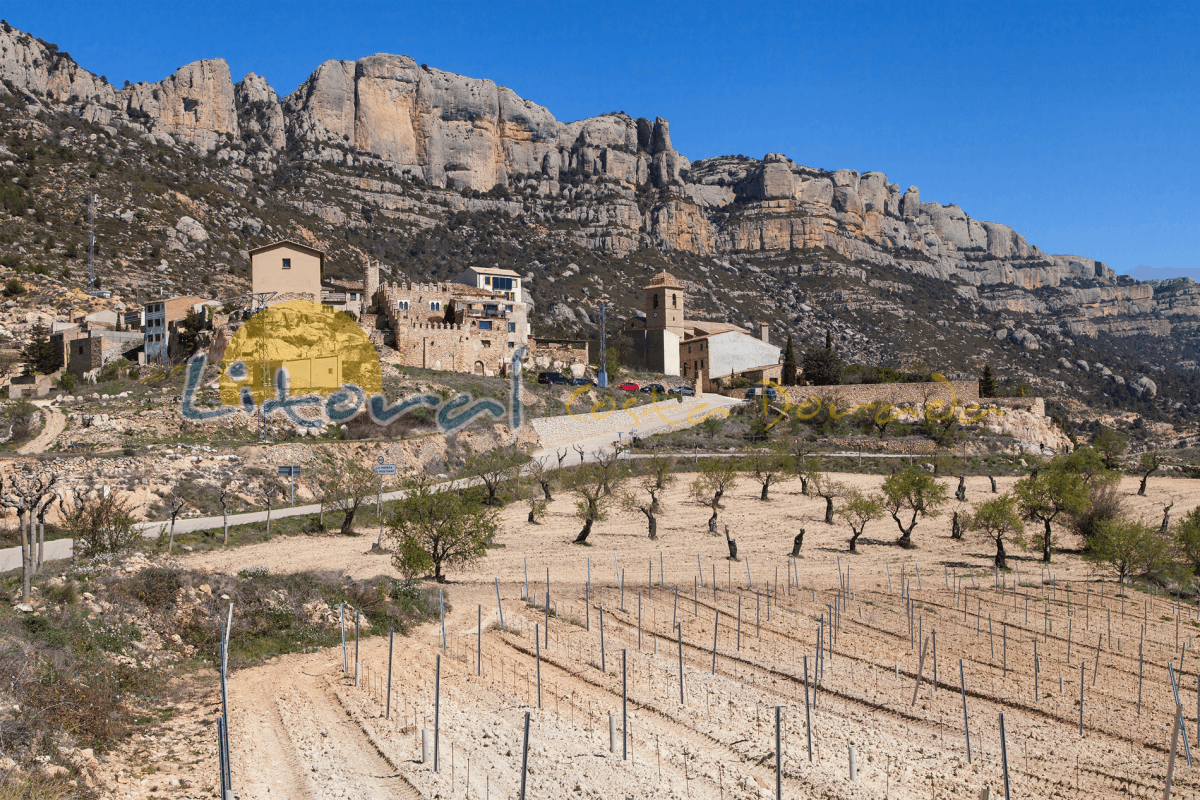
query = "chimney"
xmin=759 ymin=322 xmax=769 ymax=343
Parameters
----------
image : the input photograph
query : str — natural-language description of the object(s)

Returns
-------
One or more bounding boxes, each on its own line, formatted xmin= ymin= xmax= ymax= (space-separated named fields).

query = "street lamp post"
xmin=598 ymin=303 xmax=609 ymax=389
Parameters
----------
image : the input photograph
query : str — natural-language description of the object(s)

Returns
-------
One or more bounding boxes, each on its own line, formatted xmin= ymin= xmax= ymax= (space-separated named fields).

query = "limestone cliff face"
xmin=116 ymin=59 xmax=239 ymax=151
xmin=0 ymin=25 xmax=115 ymax=108
xmin=2 ymin=20 xmax=1193 ymax=341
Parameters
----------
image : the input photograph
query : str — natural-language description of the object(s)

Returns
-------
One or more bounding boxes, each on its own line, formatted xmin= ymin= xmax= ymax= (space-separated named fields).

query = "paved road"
xmin=0 ymin=393 xmax=743 ymax=572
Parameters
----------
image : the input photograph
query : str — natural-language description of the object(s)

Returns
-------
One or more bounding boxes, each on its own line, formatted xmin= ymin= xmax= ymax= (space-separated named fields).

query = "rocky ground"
xmin=71 ymin=470 xmax=1200 ymax=800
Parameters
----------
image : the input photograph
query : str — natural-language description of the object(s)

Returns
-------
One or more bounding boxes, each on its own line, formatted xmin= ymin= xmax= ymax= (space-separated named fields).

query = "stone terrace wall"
xmin=721 ymin=380 xmax=981 ymax=408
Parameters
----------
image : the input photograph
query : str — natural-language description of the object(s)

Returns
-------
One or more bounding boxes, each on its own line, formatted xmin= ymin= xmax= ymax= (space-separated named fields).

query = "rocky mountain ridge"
xmin=0 ymin=20 xmax=1198 ymax=428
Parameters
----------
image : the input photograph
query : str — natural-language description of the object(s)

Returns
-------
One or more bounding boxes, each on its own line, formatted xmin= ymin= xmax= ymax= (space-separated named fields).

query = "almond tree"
xmin=464 ymin=447 xmax=529 ymax=506
xmin=1013 ymin=466 xmax=1088 ymax=563
xmin=1138 ymin=450 xmax=1163 ymax=497
xmin=390 ymin=476 xmax=498 ymax=582
xmin=218 ymin=482 xmax=233 ymax=544
xmin=1 ymin=467 xmax=58 ymax=601
xmin=527 ymin=457 xmax=557 ymax=502
xmin=966 ymin=495 xmax=1024 ymax=569
xmin=881 ymin=466 xmax=949 ymax=549
xmin=325 ymin=458 xmax=377 ymax=535
xmin=838 ymin=491 xmax=883 ymax=553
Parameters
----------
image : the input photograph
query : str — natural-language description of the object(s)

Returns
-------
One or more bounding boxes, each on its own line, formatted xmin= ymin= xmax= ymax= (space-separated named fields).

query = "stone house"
xmin=370 ymin=263 xmax=530 ymax=376
xmin=144 ymin=294 xmax=211 ymax=363
xmin=621 ymin=271 xmax=782 ymax=391
xmin=250 ymin=240 xmax=324 ymax=303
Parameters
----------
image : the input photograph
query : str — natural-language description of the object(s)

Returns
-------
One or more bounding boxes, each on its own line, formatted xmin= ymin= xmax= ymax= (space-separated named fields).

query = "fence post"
xmin=1166 ymin=704 xmax=1183 ymax=800
xmin=775 ymin=706 xmax=783 ymax=799
xmin=622 ymin=649 xmax=628 ymax=760
xmin=712 ymin=609 xmax=719 ymax=674
xmin=354 ymin=608 xmax=361 ymax=686
xmin=803 ymin=655 xmax=813 ymax=762
xmin=848 ymin=743 xmax=857 ymax=782
xmin=600 ymin=605 xmax=606 ymax=673
xmin=678 ymin=621 xmax=685 ymax=705
xmin=959 ymin=659 xmax=971 ymax=763
xmin=386 ymin=627 xmax=394 ymax=719
xmin=495 ymin=577 xmax=505 ymax=631
xmin=340 ymin=603 xmax=347 ymax=675
xmin=999 ymin=712 xmax=1011 ymax=800
xmin=434 ymin=654 xmax=441 ymax=772
xmin=535 ymin=623 xmax=542 ymax=709
xmin=519 ymin=711 xmax=531 ymax=800
xmin=477 ymin=605 xmax=482 ymax=676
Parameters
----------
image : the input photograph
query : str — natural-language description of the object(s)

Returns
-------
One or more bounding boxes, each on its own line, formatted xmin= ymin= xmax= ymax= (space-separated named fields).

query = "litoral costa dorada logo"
xmin=179 ymin=300 xmax=523 ymax=433
xmin=179 ymin=301 xmax=1000 ymax=433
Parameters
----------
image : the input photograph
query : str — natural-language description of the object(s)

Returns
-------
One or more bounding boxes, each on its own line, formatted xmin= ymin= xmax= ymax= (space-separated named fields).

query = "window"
xmin=485 ymin=275 xmax=492 ymax=285
xmin=492 ymin=276 xmax=514 ymax=292
xmin=282 ymin=258 xmax=291 ymax=269
xmin=653 ymin=293 xmax=659 ymax=309
xmin=508 ymin=322 xmax=516 ymax=332
xmin=398 ymin=300 xmax=409 ymax=310
xmin=505 ymin=305 xmax=513 ymax=312
xmin=430 ymin=301 xmax=441 ymax=311
xmin=478 ymin=320 xmax=492 ymax=331
xmin=482 ymin=340 xmax=492 ymax=348
xmin=508 ymin=342 xmax=514 ymax=348
xmin=672 ymin=293 xmax=677 ymax=308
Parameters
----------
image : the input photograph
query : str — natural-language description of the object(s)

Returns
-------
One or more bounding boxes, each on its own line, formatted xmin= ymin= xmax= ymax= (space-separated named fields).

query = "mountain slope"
xmin=0 ymin=20 xmax=1197 ymax=435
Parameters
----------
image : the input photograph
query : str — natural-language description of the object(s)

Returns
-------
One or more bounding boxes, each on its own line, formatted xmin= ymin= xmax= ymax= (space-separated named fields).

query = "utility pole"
xmin=598 ymin=302 xmax=610 ymax=388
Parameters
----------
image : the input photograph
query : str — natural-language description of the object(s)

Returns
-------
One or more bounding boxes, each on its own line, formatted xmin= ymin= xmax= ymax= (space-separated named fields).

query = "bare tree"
xmin=572 ymin=443 xmax=586 ymax=465
xmin=724 ymin=525 xmax=738 ymax=561
xmin=527 ymin=457 xmax=557 ymax=502
xmin=463 ymin=447 xmax=529 ymax=506
xmin=955 ymin=475 xmax=966 ymax=502
xmin=555 ymin=448 xmax=568 ymax=469
xmin=165 ymin=484 xmax=187 ymax=554
xmin=621 ymin=456 xmax=676 ymax=540
xmin=218 ymin=482 xmax=233 ymax=544
xmin=747 ymin=451 xmax=791 ymax=501
xmin=809 ymin=472 xmax=847 ymax=525
xmin=1162 ymin=498 xmax=1176 ymax=536
xmin=691 ymin=459 xmax=739 ymax=534
xmin=564 ymin=462 xmax=624 ymax=544
xmin=254 ymin=479 xmax=279 ymax=537
xmin=1 ymin=467 xmax=58 ymax=601
xmin=325 ymin=458 xmax=377 ymax=535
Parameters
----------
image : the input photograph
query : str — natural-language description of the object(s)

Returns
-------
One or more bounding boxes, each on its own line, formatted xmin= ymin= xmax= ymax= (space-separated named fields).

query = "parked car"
xmin=617 ymin=382 xmax=640 ymax=391
xmin=668 ymin=385 xmax=696 ymax=396
xmin=744 ymin=387 xmax=779 ymax=400
xmin=640 ymin=383 xmax=667 ymax=395
xmin=570 ymin=377 xmax=596 ymax=387
xmin=537 ymin=371 xmax=570 ymax=385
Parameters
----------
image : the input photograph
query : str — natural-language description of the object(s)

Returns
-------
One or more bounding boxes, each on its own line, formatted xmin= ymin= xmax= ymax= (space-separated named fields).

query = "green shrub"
xmin=21 ymin=615 xmax=67 ymax=648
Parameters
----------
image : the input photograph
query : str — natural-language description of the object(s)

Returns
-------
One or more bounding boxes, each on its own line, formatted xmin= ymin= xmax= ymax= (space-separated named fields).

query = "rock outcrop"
xmin=2 ymin=20 xmax=1195 ymax=342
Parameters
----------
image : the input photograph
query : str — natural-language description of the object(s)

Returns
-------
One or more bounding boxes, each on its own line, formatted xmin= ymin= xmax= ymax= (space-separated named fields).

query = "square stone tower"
xmin=644 ymin=271 xmax=684 ymax=336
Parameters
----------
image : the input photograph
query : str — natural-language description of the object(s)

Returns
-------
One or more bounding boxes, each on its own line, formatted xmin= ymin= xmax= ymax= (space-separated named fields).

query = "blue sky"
xmin=8 ymin=1 xmax=1197 ymax=279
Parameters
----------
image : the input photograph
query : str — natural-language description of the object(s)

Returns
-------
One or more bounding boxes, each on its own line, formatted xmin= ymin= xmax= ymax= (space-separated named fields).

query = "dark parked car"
xmin=570 ymin=377 xmax=596 ymax=387
xmin=745 ymin=387 xmax=779 ymax=400
xmin=640 ymin=383 xmax=667 ymax=395
xmin=617 ymin=382 xmax=640 ymax=391
xmin=668 ymin=385 xmax=696 ymax=396
xmin=537 ymin=371 xmax=570 ymax=385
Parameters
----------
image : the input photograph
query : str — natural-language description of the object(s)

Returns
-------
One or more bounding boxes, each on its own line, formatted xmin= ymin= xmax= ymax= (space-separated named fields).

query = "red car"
xmin=617 ymin=382 xmax=639 ymax=391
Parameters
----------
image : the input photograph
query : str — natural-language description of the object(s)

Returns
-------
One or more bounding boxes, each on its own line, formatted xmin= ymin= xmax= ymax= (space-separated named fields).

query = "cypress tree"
xmin=782 ymin=334 xmax=797 ymax=386
xmin=980 ymin=363 xmax=997 ymax=398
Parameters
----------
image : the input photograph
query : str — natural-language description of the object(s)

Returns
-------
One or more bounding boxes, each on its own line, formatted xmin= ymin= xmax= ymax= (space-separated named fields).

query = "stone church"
xmin=621 ymin=272 xmax=782 ymax=391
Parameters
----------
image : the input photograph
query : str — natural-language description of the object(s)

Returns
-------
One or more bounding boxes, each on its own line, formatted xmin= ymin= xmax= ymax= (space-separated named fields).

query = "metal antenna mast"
xmin=86 ymin=193 xmax=96 ymax=294
xmin=598 ymin=302 xmax=610 ymax=389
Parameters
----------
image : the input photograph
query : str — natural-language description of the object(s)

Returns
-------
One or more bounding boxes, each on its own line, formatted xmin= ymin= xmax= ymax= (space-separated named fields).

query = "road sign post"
xmin=276 ymin=466 xmax=301 ymax=505
xmin=373 ymin=461 xmax=397 ymax=546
